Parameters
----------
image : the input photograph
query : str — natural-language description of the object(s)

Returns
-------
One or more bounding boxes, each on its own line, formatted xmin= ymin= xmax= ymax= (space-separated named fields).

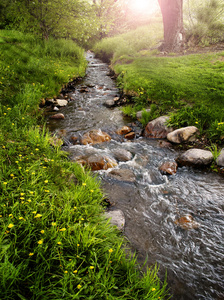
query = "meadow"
xmin=0 ymin=30 xmax=168 ymax=299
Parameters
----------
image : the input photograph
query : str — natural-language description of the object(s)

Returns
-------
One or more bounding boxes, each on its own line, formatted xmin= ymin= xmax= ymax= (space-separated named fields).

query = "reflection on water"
xmin=47 ymin=52 xmax=224 ymax=300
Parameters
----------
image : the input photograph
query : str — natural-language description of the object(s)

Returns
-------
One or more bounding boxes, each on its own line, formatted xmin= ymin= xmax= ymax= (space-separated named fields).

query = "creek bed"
xmin=47 ymin=52 xmax=224 ymax=300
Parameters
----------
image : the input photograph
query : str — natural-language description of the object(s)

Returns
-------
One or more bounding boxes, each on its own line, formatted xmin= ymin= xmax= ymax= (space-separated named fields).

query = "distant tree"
xmin=158 ymin=0 xmax=184 ymax=52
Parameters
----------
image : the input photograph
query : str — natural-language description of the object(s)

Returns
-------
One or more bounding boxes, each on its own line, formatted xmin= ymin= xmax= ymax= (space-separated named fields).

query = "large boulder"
xmin=81 ymin=129 xmax=111 ymax=145
xmin=167 ymin=126 xmax=199 ymax=144
xmin=216 ymin=148 xmax=224 ymax=167
xmin=176 ymin=148 xmax=213 ymax=167
xmin=143 ymin=116 xmax=173 ymax=139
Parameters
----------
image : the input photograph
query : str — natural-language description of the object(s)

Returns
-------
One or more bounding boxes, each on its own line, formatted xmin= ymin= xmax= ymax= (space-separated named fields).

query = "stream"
xmin=47 ymin=52 xmax=224 ymax=300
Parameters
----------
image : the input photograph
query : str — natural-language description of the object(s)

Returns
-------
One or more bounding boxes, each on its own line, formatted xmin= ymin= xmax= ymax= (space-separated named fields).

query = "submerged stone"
xmin=174 ymin=214 xmax=200 ymax=230
xmin=81 ymin=129 xmax=111 ymax=145
xmin=159 ymin=161 xmax=178 ymax=175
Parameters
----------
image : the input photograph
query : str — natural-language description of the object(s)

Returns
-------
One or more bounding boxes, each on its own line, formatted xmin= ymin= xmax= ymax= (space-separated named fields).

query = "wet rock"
xmin=216 ymin=148 xmax=224 ymax=167
xmin=79 ymin=86 xmax=88 ymax=93
xmin=174 ymin=214 xmax=200 ymax=230
xmin=112 ymin=148 xmax=133 ymax=162
xmin=104 ymin=99 xmax=115 ymax=108
xmin=83 ymin=154 xmax=118 ymax=171
xmin=143 ymin=116 xmax=173 ymax=139
xmin=176 ymin=148 xmax=213 ymax=167
xmin=159 ymin=161 xmax=178 ymax=175
xmin=113 ymin=97 xmax=120 ymax=103
xmin=125 ymin=132 xmax=135 ymax=140
xmin=81 ymin=129 xmax=111 ymax=145
xmin=49 ymin=113 xmax=65 ymax=120
xmin=167 ymin=126 xmax=199 ymax=144
xmin=53 ymin=106 xmax=60 ymax=111
xmin=158 ymin=140 xmax=172 ymax=148
xmin=108 ymin=169 xmax=136 ymax=182
xmin=70 ymin=135 xmax=78 ymax=145
xmin=55 ymin=99 xmax=68 ymax=107
xmin=116 ymin=126 xmax=132 ymax=135
xmin=136 ymin=108 xmax=151 ymax=120
xmin=105 ymin=209 xmax=125 ymax=230
xmin=45 ymin=99 xmax=55 ymax=106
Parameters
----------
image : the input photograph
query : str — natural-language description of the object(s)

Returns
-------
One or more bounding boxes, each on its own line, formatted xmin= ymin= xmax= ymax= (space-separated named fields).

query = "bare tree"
xmin=158 ymin=0 xmax=185 ymax=52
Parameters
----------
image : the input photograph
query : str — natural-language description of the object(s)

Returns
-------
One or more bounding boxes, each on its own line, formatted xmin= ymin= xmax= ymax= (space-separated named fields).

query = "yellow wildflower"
xmin=34 ymin=214 xmax=42 ymax=218
xmin=29 ymin=253 xmax=34 ymax=256
xmin=77 ymin=284 xmax=82 ymax=289
xmin=151 ymin=288 xmax=156 ymax=292
xmin=109 ymin=248 xmax=113 ymax=253
xmin=8 ymin=223 xmax=14 ymax=229
xmin=57 ymin=242 xmax=62 ymax=245
xmin=73 ymin=270 xmax=78 ymax=273
xmin=59 ymin=228 xmax=66 ymax=232
xmin=44 ymin=180 xmax=48 ymax=183
xmin=40 ymin=230 xmax=45 ymax=234
xmin=90 ymin=266 xmax=94 ymax=270
xmin=38 ymin=239 xmax=43 ymax=245
xmin=51 ymin=222 xmax=56 ymax=226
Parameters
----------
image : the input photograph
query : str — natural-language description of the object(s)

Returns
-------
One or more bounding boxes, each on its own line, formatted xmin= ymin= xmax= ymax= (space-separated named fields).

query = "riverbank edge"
xmin=0 ymin=31 xmax=169 ymax=299
xmin=93 ymin=49 xmax=224 ymax=175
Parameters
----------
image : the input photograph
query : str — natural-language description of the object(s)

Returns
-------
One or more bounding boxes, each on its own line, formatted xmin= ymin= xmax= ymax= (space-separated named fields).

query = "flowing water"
xmin=47 ymin=52 xmax=224 ymax=300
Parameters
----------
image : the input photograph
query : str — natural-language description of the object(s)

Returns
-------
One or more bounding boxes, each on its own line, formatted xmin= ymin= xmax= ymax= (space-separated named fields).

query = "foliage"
xmin=94 ymin=23 xmax=163 ymax=62
xmin=184 ymin=0 xmax=224 ymax=45
xmin=0 ymin=30 xmax=169 ymax=299
xmin=140 ymin=105 xmax=160 ymax=127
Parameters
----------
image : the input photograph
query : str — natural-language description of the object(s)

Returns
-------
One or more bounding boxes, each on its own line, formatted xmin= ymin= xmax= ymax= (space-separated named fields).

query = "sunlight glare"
xmin=129 ymin=0 xmax=159 ymax=15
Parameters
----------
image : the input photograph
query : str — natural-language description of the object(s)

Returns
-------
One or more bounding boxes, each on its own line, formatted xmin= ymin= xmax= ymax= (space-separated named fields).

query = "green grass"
xmin=0 ymin=30 xmax=169 ymax=299
xmin=94 ymin=24 xmax=224 ymax=145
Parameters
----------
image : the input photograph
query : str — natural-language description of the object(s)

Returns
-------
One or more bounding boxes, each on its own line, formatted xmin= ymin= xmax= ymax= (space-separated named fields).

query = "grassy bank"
xmin=0 ymin=30 xmax=168 ymax=299
xmin=94 ymin=24 xmax=224 ymax=146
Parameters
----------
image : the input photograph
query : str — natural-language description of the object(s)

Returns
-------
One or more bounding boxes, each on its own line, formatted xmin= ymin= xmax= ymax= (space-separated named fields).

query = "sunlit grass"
xmin=0 ymin=30 xmax=169 ymax=299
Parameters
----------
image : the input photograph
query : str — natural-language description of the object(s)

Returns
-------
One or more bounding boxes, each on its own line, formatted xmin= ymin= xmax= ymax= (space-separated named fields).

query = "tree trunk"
xmin=158 ymin=0 xmax=184 ymax=52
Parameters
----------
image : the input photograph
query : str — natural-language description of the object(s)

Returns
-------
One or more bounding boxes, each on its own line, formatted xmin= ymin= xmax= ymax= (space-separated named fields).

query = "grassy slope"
xmin=94 ymin=24 xmax=224 ymax=145
xmin=0 ymin=30 xmax=168 ymax=299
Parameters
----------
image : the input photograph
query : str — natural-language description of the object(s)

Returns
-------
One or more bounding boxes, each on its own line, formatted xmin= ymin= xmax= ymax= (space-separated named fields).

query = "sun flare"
xmin=129 ymin=0 xmax=159 ymax=15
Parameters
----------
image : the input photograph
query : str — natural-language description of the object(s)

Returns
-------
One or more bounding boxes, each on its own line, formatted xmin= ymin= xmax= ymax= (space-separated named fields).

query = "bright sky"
xmin=129 ymin=0 xmax=159 ymax=15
